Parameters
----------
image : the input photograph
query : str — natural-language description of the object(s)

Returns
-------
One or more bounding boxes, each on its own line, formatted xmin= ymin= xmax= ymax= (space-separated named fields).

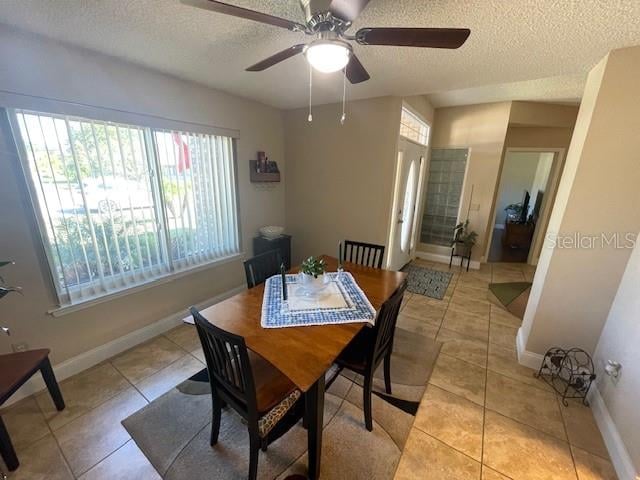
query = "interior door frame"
xmin=483 ymin=147 xmax=566 ymax=265
xmin=387 ymin=136 xmax=428 ymax=270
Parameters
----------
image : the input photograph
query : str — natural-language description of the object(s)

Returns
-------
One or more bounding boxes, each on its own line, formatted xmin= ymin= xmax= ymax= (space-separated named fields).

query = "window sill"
xmin=48 ymin=252 xmax=244 ymax=317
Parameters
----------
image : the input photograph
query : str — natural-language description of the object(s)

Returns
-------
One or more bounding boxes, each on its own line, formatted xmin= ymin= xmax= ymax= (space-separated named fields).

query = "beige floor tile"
xmin=489 ymin=323 xmax=518 ymax=349
xmin=454 ymin=284 xmax=490 ymax=302
xmin=483 ymin=411 xmax=577 ymax=480
xmin=397 ymin=313 xmax=440 ymax=338
xmin=401 ymin=299 xmax=447 ymax=327
xmin=54 ymin=387 xmax=147 ymax=476
xmin=164 ymin=323 xmax=201 ymax=352
xmin=395 ymin=427 xmax=481 ymax=480
xmin=485 ymin=371 xmax=566 ymax=440
xmin=486 ymin=343 xmax=552 ymax=392
xmin=572 ymin=446 xmax=617 ymax=480
xmin=3 ymin=434 xmax=73 ymax=480
xmin=1 ymin=396 xmax=50 ymax=452
xmin=560 ymin=400 xmax=609 ymax=459
xmin=489 ymin=306 xmax=522 ymax=328
xmin=491 ymin=272 xmax=526 ymax=283
xmin=401 ymin=292 xmax=414 ymax=309
xmin=442 ymin=308 xmax=490 ymax=341
xmin=36 ymin=362 xmax=130 ymax=431
xmin=78 ymin=440 xmax=161 ymax=480
xmin=414 ymin=385 xmax=484 ymax=460
xmin=457 ymin=276 xmax=490 ymax=290
xmin=449 ymin=296 xmax=491 ymax=317
xmin=436 ymin=328 xmax=488 ymax=367
xmin=111 ymin=336 xmax=185 ymax=384
xmin=135 ymin=354 xmax=204 ymax=401
xmin=190 ymin=347 xmax=206 ymax=363
xmin=481 ymin=466 xmax=511 ymax=480
xmin=429 ymin=353 xmax=486 ymax=406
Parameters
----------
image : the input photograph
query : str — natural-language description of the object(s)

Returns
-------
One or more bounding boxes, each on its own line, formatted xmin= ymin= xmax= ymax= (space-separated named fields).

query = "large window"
xmin=11 ymin=109 xmax=239 ymax=307
xmin=421 ymin=148 xmax=468 ymax=246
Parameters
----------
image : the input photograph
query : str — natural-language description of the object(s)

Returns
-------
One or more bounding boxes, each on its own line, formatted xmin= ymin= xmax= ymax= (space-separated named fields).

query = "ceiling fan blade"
xmin=182 ymin=0 xmax=307 ymax=32
xmin=246 ymin=44 xmax=306 ymax=71
xmin=355 ymin=27 xmax=471 ymax=48
xmin=345 ymin=54 xmax=370 ymax=84
xmin=328 ymin=0 xmax=371 ymax=22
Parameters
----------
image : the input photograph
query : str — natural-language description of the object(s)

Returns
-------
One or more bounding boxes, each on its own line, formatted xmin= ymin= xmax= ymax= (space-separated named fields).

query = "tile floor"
xmin=0 ymin=260 xmax=617 ymax=480
xmin=394 ymin=259 xmax=617 ymax=480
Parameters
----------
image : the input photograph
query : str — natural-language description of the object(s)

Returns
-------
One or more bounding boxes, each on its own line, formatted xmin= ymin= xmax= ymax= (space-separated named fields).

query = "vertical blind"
xmin=11 ymin=109 xmax=240 ymax=306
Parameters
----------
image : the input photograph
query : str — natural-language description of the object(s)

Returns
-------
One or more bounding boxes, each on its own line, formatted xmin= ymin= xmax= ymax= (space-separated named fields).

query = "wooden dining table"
xmin=198 ymin=255 xmax=407 ymax=479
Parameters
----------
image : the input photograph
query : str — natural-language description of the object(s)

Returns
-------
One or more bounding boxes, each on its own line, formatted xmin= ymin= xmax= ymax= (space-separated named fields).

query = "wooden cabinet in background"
xmin=503 ymin=222 xmax=535 ymax=249
xmin=253 ymin=234 xmax=291 ymax=270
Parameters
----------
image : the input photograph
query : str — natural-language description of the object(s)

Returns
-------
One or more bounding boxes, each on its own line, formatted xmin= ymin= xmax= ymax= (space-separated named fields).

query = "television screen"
xmin=520 ymin=190 xmax=530 ymax=223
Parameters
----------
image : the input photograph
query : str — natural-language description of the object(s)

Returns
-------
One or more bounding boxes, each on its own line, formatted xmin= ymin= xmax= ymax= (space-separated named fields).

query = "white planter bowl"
xmin=259 ymin=226 xmax=284 ymax=239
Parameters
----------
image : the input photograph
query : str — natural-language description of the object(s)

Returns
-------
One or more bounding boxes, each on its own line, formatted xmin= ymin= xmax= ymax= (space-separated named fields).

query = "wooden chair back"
xmin=369 ymin=280 xmax=407 ymax=367
xmin=343 ymin=240 xmax=385 ymax=269
xmin=191 ymin=307 xmax=258 ymax=422
xmin=244 ymin=250 xmax=283 ymax=288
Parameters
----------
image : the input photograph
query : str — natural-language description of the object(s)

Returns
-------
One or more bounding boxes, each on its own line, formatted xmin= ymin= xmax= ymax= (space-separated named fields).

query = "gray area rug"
xmin=401 ymin=264 xmax=453 ymax=300
xmin=122 ymin=327 xmax=441 ymax=480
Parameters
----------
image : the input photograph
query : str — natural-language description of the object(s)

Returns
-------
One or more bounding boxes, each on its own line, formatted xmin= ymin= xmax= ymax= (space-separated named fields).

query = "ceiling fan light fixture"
xmin=304 ymin=40 xmax=351 ymax=73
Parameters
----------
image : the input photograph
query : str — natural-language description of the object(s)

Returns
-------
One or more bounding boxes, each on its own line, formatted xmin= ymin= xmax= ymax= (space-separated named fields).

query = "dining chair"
xmin=331 ymin=279 xmax=407 ymax=431
xmin=343 ymin=240 xmax=385 ymax=269
xmin=191 ymin=307 xmax=303 ymax=480
xmin=243 ymin=249 xmax=283 ymax=288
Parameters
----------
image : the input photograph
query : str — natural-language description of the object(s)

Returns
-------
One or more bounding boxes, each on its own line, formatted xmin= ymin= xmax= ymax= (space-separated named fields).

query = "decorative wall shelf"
xmin=250 ymin=160 xmax=280 ymax=183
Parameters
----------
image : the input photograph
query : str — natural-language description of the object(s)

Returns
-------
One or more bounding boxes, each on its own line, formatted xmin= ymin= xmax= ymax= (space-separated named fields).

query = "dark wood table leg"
xmin=305 ymin=374 xmax=325 ymax=480
xmin=0 ymin=416 xmax=18 ymax=471
xmin=40 ymin=358 xmax=65 ymax=411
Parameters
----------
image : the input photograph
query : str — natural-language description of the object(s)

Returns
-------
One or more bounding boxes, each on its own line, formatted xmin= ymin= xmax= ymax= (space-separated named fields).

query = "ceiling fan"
xmin=182 ymin=0 xmax=471 ymax=84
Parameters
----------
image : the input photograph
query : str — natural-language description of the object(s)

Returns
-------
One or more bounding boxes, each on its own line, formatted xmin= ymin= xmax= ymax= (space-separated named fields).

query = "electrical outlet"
xmin=12 ymin=342 xmax=28 ymax=353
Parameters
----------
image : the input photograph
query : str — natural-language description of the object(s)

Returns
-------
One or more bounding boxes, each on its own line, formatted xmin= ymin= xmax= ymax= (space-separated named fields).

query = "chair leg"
xmin=384 ymin=352 xmax=392 ymax=395
xmin=210 ymin=396 xmax=222 ymax=446
xmin=261 ymin=437 xmax=268 ymax=452
xmin=40 ymin=358 xmax=65 ymax=411
xmin=0 ymin=416 xmax=18 ymax=471
xmin=363 ymin=374 xmax=373 ymax=432
xmin=248 ymin=432 xmax=260 ymax=480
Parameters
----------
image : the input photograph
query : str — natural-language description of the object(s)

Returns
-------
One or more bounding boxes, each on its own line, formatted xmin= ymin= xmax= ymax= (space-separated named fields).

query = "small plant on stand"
xmin=452 ymin=220 xmax=478 ymax=255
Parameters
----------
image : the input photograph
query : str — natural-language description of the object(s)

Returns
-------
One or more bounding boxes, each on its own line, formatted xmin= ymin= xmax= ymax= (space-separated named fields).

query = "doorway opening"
xmin=487 ymin=149 xmax=564 ymax=264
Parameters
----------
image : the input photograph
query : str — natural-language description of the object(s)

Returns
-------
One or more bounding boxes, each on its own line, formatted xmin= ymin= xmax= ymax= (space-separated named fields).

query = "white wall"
xmin=593 ymin=234 xmax=640 ymax=474
xmin=494 ymin=152 xmax=541 ymax=226
xmin=0 ymin=26 xmax=285 ymax=364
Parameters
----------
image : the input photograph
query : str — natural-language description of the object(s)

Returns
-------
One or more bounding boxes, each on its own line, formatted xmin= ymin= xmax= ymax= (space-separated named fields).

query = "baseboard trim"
xmin=515 ymin=327 xmax=543 ymax=370
xmin=415 ymin=251 xmax=481 ymax=270
xmin=4 ymin=285 xmax=245 ymax=407
xmin=588 ymin=385 xmax=639 ymax=480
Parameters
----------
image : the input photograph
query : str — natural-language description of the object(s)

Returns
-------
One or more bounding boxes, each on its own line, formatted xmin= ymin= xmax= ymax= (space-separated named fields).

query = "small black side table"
xmin=449 ymin=241 xmax=472 ymax=272
xmin=253 ymin=235 xmax=291 ymax=270
xmin=1 ymin=349 xmax=65 ymax=471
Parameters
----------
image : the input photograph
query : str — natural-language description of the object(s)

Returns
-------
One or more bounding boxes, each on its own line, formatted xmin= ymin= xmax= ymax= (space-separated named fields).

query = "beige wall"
xmin=520 ymin=46 xmax=640 ymax=356
xmin=422 ymin=102 xmax=512 ymax=260
xmin=284 ymin=96 xmax=402 ymax=264
xmin=509 ymin=101 xmax=579 ymax=128
xmin=494 ymin=152 xmax=543 ymax=226
xmin=0 ymin=26 xmax=285 ymax=364
xmin=505 ymin=126 xmax=575 ymax=150
xmin=593 ymin=234 xmax=640 ymax=473
xmin=284 ymin=94 xmax=433 ymax=265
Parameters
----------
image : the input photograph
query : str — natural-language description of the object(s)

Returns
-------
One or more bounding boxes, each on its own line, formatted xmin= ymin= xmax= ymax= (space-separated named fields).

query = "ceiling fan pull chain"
xmin=340 ymin=67 xmax=347 ymax=125
xmin=308 ymin=63 xmax=313 ymax=123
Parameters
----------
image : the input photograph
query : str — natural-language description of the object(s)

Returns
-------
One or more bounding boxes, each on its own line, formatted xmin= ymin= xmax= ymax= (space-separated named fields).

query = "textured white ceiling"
xmin=0 ymin=0 xmax=639 ymax=109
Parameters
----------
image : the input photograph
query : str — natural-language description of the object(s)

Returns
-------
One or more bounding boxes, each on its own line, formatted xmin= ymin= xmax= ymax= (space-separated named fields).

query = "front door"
xmin=388 ymin=138 xmax=427 ymax=270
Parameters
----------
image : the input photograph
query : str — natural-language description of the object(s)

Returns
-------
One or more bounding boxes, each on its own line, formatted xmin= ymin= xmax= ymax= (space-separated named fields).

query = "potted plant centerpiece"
xmin=299 ymin=256 xmax=327 ymax=293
